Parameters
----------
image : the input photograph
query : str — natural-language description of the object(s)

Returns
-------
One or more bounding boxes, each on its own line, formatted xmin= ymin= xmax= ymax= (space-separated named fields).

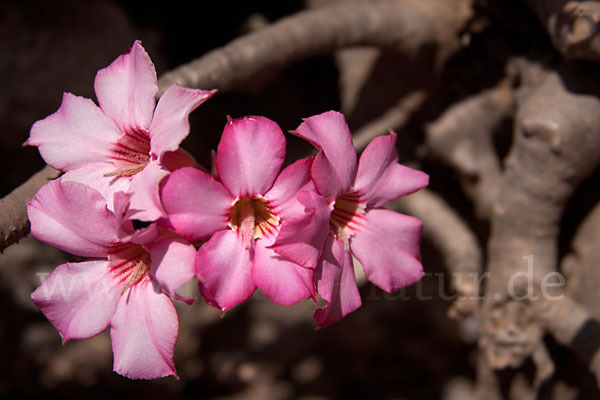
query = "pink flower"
xmin=26 ymin=40 xmax=215 ymax=221
xmin=28 ymin=180 xmax=196 ymax=379
xmin=160 ymin=116 xmax=316 ymax=311
xmin=271 ymin=111 xmax=429 ymax=327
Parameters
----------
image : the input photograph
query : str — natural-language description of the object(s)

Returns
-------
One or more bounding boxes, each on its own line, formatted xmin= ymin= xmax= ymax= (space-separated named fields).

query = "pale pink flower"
xmin=26 ymin=40 xmax=215 ymax=221
xmin=271 ymin=111 xmax=429 ymax=327
xmin=160 ymin=116 xmax=316 ymax=311
xmin=28 ymin=180 xmax=196 ymax=379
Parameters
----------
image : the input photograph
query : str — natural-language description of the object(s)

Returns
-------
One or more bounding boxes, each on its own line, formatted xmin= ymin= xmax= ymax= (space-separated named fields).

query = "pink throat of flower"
xmin=105 ymin=128 xmax=151 ymax=177
xmin=330 ymin=191 xmax=366 ymax=239
xmin=108 ymin=244 xmax=151 ymax=293
xmin=229 ymin=196 xmax=280 ymax=248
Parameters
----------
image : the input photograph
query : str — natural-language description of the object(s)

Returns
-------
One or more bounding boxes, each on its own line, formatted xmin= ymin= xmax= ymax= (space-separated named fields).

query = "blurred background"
xmin=1 ymin=0 xmax=599 ymax=399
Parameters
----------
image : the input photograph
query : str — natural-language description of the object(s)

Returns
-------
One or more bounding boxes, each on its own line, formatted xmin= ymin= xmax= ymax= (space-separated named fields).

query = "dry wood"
xmin=391 ymin=188 xmax=483 ymax=320
xmin=0 ymin=165 xmax=60 ymax=252
xmin=425 ymin=79 xmax=514 ymax=218
xmin=528 ymin=0 xmax=600 ymax=61
xmin=157 ymin=0 xmax=472 ymax=94
xmin=479 ymin=64 xmax=600 ymax=385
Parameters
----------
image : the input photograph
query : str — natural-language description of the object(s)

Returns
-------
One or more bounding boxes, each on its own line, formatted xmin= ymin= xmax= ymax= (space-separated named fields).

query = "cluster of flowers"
xmin=26 ymin=41 xmax=429 ymax=379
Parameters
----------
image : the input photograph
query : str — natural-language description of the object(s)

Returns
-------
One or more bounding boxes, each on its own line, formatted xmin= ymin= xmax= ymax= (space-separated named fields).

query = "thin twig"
xmin=352 ymin=90 xmax=427 ymax=150
xmin=390 ymin=188 xmax=483 ymax=319
xmin=425 ymin=79 xmax=513 ymax=218
xmin=0 ymin=165 xmax=60 ymax=253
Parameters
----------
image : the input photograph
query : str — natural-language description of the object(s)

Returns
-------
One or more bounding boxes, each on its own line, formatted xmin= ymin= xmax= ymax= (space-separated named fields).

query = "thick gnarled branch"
xmin=563 ymin=200 xmax=600 ymax=320
xmin=157 ymin=0 xmax=472 ymax=94
xmin=535 ymin=294 xmax=600 ymax=384
xmin=528 ymin=0 xmax=600 ymax=61
xmin=479 ymin=64 xmax=600 ymax=380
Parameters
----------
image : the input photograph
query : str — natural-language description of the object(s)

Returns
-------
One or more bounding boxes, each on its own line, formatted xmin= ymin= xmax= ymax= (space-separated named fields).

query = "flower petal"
xmin=252 ymin=242 xmax=316 ymax=306
xmin=314 ymin=235 xmax=362 ymax=328
xmin=60 ymin=162 xmax=130 ymax=212
xmin=292 ymin=111 xmax=357 ymax=200
xmin=150 ymin=85 xmax=215 ymax=160
xmin=127 ymin=161 xmax=170 ymax=222
xmin=27 ymin=180 xmax=119 ymax=257
xmin=27 ymin=93 xmax=122 ymax=171
xmin=195 ymin=230 xmax=255 ymax=311
xmin=350 ymin=208 xmax=424 ymax=293
xmin=160 ymin=167 xmax=232 ymax=241
xmin=111 ymin=191 xmax=135 ymax=236
xmin=110 ymin=278 xmax=178 ymax=379
xmin=94 ymin=41 xmax=158 ymax=132
xmin=110 ymin=193 xmax=164 ymax=246
xmin=270 ymin=190 xmax=330 ymax=268
xmin=354 ymin=132 xmax=429 ymax=208
xmin=31 ymin=260 xmax=120 ymax=342
xmin=126 ymin=222 xmax=161 ymax=246
xmin=149 ymin=237 xmax=196 ymax=303
xmin=161 ymin=148 xmax=200 ymax=171
xmin=216 ymin=116 xmax=286 ymax=198
xmin=264 ymin=158 xmax=312 ymax=212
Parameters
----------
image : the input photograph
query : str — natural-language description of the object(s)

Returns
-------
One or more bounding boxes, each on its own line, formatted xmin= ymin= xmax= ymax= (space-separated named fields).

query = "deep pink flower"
xmin=28 ymin=180 xmax=196 ymax=379
xmin=271 ymin=111 xmax=429 ymax=327
xmin=26 ymin=40 xmax=215 ymax=221
xmin=161 ymin=116 xmax=316 ymax=311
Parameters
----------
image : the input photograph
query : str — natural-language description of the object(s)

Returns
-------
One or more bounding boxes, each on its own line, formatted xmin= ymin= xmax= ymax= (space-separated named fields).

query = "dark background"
xmin=1 ymin=1 xmax=598 ymax=399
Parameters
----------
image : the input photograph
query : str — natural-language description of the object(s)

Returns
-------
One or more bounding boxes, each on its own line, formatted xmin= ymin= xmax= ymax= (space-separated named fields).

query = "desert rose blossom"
xmin=161 ymin=116 xmax=316 ymax=312
xmin=271 ymin=110 xmax=429 ymax=327
xmin=26 ymin=40 xmax=215 ymax=221
xmin=28 ymin=180 xmax=196 ymax=379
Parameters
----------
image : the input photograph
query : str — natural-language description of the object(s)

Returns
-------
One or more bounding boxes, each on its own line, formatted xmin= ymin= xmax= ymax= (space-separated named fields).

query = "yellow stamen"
xmin=108 ymin=245 xmax=151 ymax=295
xmin=330 ymin=192 xmax=366 ymax=245
xmin=229 ymin=197 xmax=279 ymax=248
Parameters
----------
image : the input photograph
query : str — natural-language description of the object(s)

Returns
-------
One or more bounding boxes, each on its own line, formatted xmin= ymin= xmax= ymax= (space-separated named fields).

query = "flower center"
xmin=229 ymin=197 xmax=279 ymax=248
xmin=330 ymin=191 xmax=366 ymax=240
xmin=108 ymin=244 xmax=151 ymax=294
xmin=104 ymin=128 xmax=151 ymax=177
